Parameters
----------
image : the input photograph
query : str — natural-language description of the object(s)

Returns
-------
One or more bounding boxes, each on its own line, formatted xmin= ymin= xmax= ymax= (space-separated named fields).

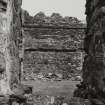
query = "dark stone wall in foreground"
xmin=85 ymin=0 xmax=105 ymax=94
xmin=74 ymin=0 xmax=105 ymax=100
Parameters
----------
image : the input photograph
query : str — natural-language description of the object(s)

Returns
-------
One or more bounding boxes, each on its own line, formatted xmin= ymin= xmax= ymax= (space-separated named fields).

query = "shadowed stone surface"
xmin=74 ymin=0 xmax=105 ymax=104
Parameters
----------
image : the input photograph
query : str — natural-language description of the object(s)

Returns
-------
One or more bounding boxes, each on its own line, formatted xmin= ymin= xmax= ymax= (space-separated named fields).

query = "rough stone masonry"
xmin=75 ymin=0 xmax=105 ymax=101
xmin=1 ymin=0 xmax=105 ymax=103
xmin=22 ymin=10 xmax=85 ymax=81
xmin=0 ymin=0 xmax=22 ymax=95
xmin=85 ymin=0 xmax=105 ymax=98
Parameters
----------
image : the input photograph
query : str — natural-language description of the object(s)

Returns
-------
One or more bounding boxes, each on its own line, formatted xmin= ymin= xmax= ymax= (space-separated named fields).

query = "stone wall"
xmin=23 ymin=51 xmax=82 ymax=79
xmin=0 ymin=0 xmax=22 ymax=95
xmin=74 ymin=0 xmax=105 ymax=100
xmin=22 ymin=11 xmax=85 ymax=80
xmin=24 ymin=28 xmax=83 ymax=50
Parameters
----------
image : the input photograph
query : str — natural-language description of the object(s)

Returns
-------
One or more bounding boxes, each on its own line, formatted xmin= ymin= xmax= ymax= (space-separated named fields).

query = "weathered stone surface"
xmin=0 ymin=0 xmax=22 ymax=95
xmin=23 ymin=51 xmax=83 ymax=80
xmin=21 ymin=11 xmax=85 ymax=80
xmin=23 ymin=28 xmax=84 ymax=50
xmin=74 ymin=0 xmax=105 ymax=102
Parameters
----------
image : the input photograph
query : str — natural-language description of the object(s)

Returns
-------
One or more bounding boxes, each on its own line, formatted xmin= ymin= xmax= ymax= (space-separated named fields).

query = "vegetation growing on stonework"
xmin=22 ymin=11 xmax=85 ymax=81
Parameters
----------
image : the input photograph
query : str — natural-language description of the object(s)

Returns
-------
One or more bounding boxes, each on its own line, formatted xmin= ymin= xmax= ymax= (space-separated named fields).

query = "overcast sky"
xmin=22 ymin=0 xmax=86 ymax=20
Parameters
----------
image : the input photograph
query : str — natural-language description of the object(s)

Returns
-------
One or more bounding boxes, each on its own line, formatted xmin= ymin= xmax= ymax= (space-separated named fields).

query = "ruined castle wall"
xmin=22 ymin=20 xmax=85 ymax=80
xmin=0 ymin=0 xmax=22 ymax=95
xmin=84 ymin=0 xmax=105 ymax=96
